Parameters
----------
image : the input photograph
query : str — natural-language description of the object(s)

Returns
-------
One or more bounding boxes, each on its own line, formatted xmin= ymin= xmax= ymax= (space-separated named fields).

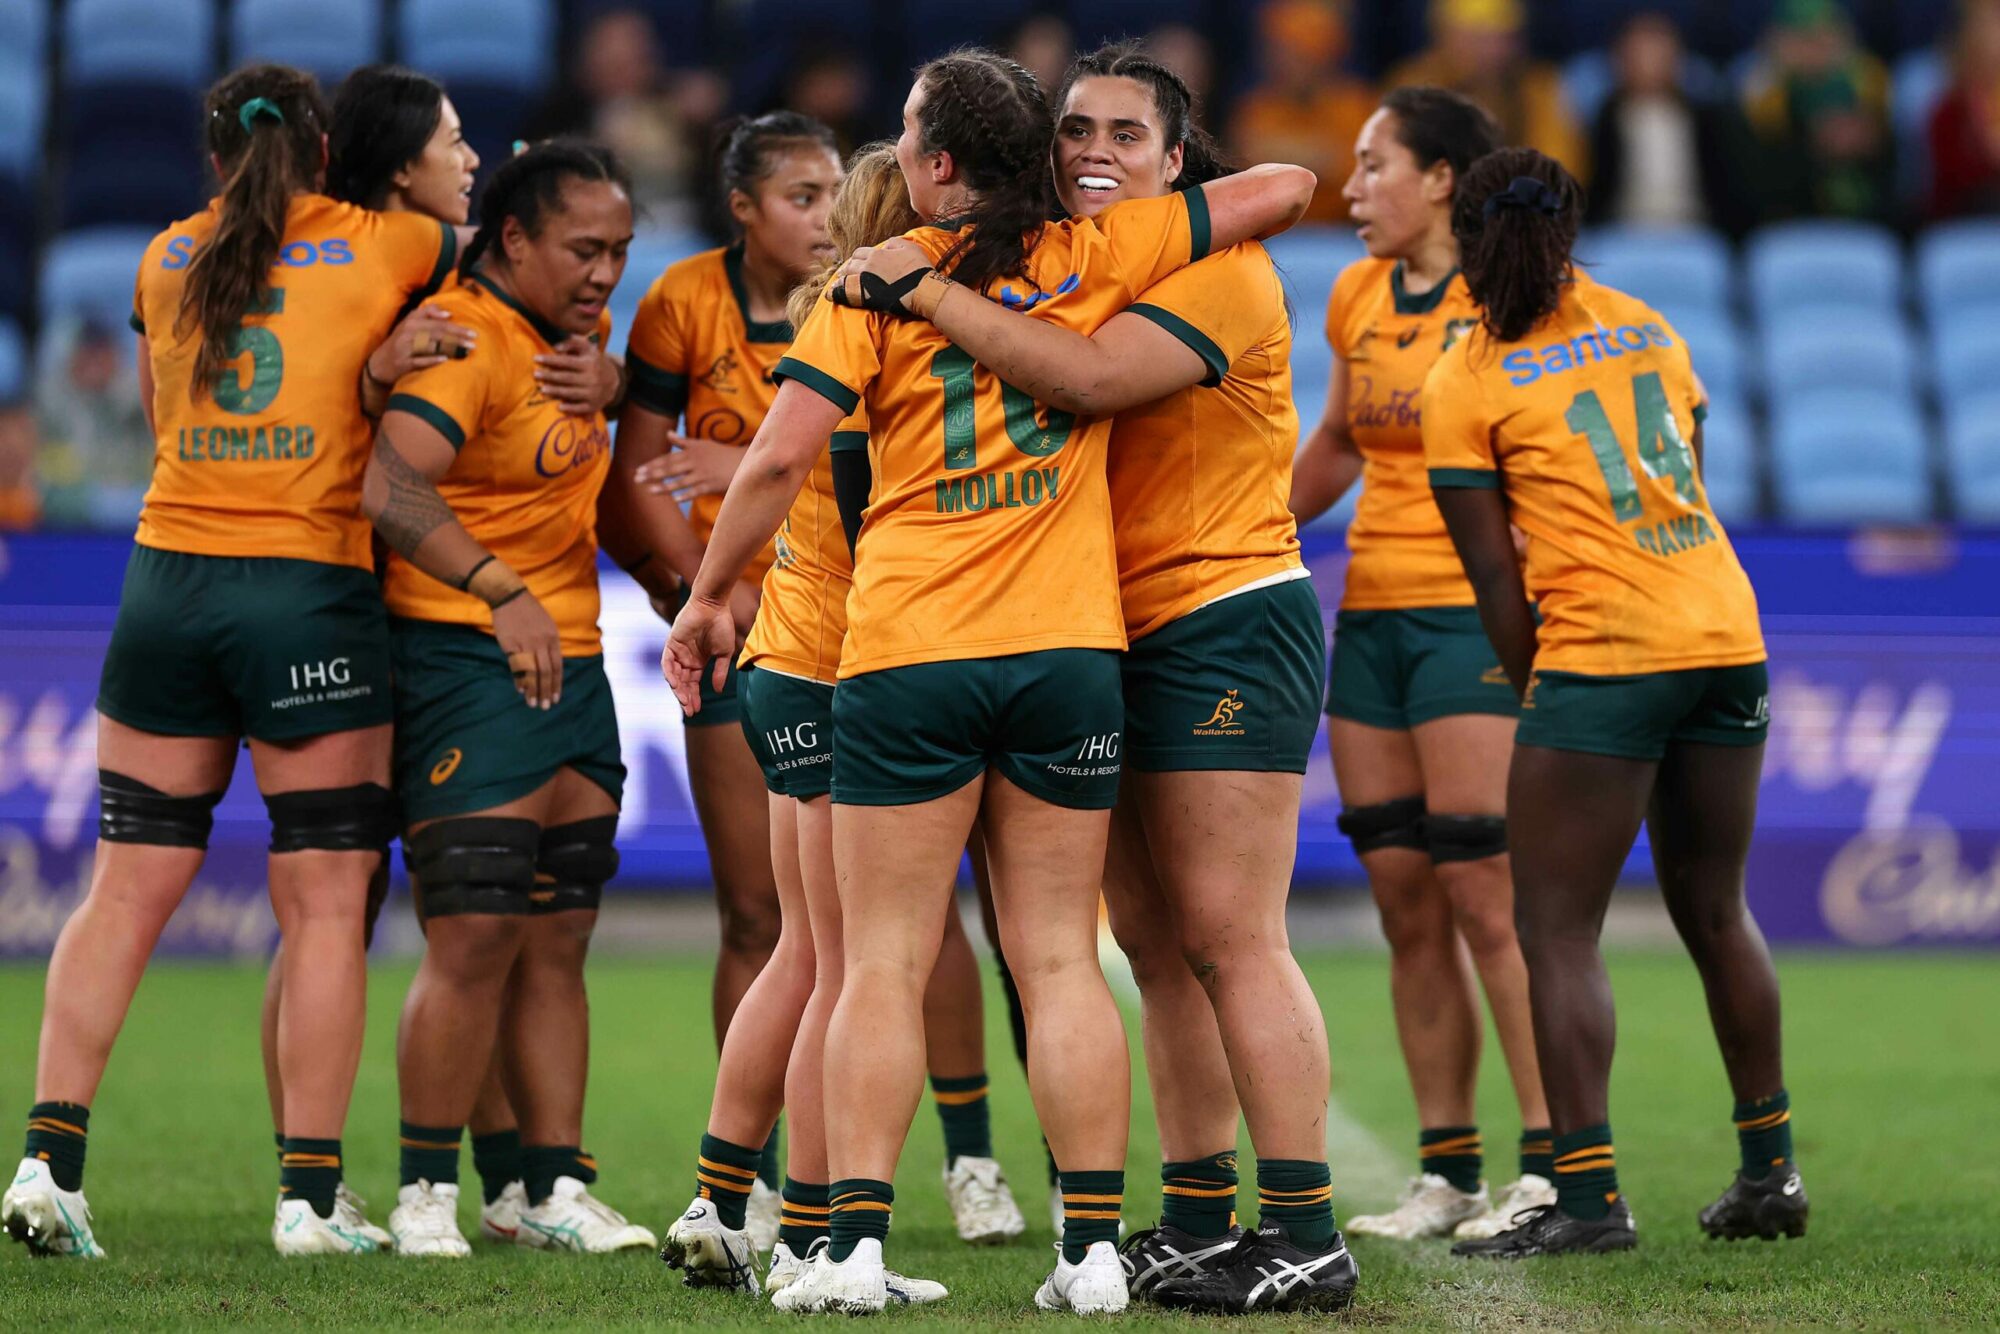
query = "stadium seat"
xmin=59 ymin=82 xmax=207 ymax=230
xmin=1666 ymin=309 xmax=1753 ymax=403
xmin=1915 ymin=220 xmax=2000 ymax=328
xmin=1891 ymin=49 xmax=1946 ymax=205
xmin=399 ymin=0 xmax=555 ymax=90
xmin=39 ymin=228 xmax=157 ymax=331
xmin=1932 ymin=324 xmax=2000 ymax=407
xmin=0 ymin=0 xmax=47 ymax=64
xmin=231 ymin=0 xmax=382 ymax=86
xmin=1745 ymin=221 xmax=1904 ymax=324
xmin=1761 ymin=320 xmax=1919 ymax=403
xmin=62 ymin=0 xmax=214 ymax=89
xmin=1694 ymin=393 xmax=1759 ymax=523
xmin=1944 ymin=394 xmax=2000 ymax=523
xmin=1262 ymin=226 xmax=1367 ymax=322
xmin=1770 ymin=391 xmax=1933 ymax=525
xmin=1582 ymin=225 xmax=1734 ymax=322
xmin=0 ymin=317 xmax=26 ymax=404
xmin=0 ymin=69 xmax=44 ymax=180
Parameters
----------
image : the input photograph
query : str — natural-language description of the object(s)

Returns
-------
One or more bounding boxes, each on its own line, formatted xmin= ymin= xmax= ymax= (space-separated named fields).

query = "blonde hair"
xmin=787 ymin=142 xmax=922 ymax=330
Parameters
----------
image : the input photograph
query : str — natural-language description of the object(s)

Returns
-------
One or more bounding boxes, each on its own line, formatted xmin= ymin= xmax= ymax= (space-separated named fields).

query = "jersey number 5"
xmin=930 ymin=345 xmax=1074 ymax=471
xmin=1564 ymin=370 xmax=1700 ymax=523
xmin=213 ymin=288 xmax=286 ymax=416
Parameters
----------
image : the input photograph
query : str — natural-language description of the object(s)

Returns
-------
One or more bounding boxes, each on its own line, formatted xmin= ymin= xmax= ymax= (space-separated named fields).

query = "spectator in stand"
xmin=522 ymin=7 xmax=727 ymax=225
xmin=1003 ymin=12 xmax=1077 ymax=96
xmin=33 ymin=320 xmax=150 ymax=530
xmin=0 ymin=403 xmax=34 ymax=531
xmin=1929 ymin=0 xmax=2000 ymax=220
xmin=774 ymin=46 xmax=874 ymax=153
xmin=1741 ymin=0 xmax=1894 ymax=222
xmin=1586 ymin=11 xmax=1758 ymax=237
xmin=1230 ymin=0 xmax=1376 ymax=223
xmin=1144 ymin=23 xmax=1219 ymax=114
xmin=1388 ymin=0 xmax=1588 ymax=181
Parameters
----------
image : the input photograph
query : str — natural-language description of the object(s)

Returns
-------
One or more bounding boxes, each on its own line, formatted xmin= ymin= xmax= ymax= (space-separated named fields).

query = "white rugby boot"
xmin=1453 ymin=1173 xmax=1558 ymax=1241
xmin=1035 ymin=1239 xmax=1130 ymax=1314
xmin=746 ymin=1177 xmax=783 ymax=1252
xmin=479 ymin=1180 xmax=528 ymax=1242
xmin=1345 ymin=1173 xmax=1489 ymax=1239
xmin=336 ymin=1182 xmax=394 ymax=1250
xmin=273 ymin=1197 xmax=383 ymax=1255
xmin=389 ymin=1179 xmax=472 ymax=1257
xmin=660 ymin=1195 xmax=761 ymax=1293
xmin=943 ymin=1156 xmax=1026 ymax=1244
xmin=3 ymin=1158 xmax=105 ymax=1259
xmin=515 ymin=1176 xmax=657 ymax=1253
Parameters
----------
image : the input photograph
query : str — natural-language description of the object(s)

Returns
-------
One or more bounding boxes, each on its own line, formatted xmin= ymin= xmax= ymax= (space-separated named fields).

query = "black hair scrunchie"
xmin=1483 ymin=176 xmax=1564 ymax=220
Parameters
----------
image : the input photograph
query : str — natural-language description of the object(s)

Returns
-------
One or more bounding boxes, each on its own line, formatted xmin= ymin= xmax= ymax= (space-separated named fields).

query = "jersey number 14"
xmin=1564 ymin=370 xmax=1702 ymax=522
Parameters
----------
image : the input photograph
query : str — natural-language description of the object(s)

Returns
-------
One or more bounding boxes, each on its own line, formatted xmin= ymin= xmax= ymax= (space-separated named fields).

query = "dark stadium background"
xmin=0 ymin=0 xmax=1994 ymax=956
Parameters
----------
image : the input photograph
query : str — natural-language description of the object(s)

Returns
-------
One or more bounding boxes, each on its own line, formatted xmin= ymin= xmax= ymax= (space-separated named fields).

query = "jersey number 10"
xmin=1564 ymin=370 xmax=1702 ymax=523
xmin=929 ymin=345 xmax=1075 ymax=470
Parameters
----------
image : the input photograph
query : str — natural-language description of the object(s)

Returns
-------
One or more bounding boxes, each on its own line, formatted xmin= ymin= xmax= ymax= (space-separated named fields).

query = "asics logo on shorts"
xmin=1481 ymin=665 xmax=1509 ymax=686
xmin=1194 ymin=690 xmax=1248 ymax=737
xmin=430 ymin=748 xmax=464 ymax=785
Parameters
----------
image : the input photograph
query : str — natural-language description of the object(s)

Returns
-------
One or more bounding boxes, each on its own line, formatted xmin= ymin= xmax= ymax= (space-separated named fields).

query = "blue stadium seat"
xmin=231 ymin=0 xmax=382 ymax=86
xmin=1915 ymin=221 xmax=2000 ymax=327
xmin=1695 ymin=393 xmax=1759 ymax=523
xmin=59 ymin=82 xmax=206 ymax=229
xmin=1745 ymin=221 xmax=1904 ymax=324
xmin=1582 ymin=226 xmax=1734 ymax=321
xmin=1770 ymin=391 xmax=1933 ymax=525
xmin=1761 ymin=319 xmax=1919 ymax=403
xmin=1944 ymin=395 xmax=2000 ymax=523
xmin=40 ymin=228 xmax=157 ymax=331
xmin=62 ymin=0 xmax=214 ymax=89
xmin=1666 ymin=309 xmax=1753 ymax=403
xmin=399 ymin=0 xmax=555 ymax=90
xmin=0 ymin=69 xmax=44 ymax=179
xmin=0 ymin=317 xmax=26 ymax=405
xmin=0 ymin=0 xmax=47 ymax=64
xmin=1892 ymin=49 xmax=1946 ymax=205
xmin=1932 ymin=324 xmax=2000 ymax=407
xmin=1262 ymin=226 xmax=1366 ymax=325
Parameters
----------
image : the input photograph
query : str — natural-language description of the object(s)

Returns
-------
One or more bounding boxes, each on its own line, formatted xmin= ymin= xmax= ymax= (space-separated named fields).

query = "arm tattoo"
xmin=370 ymin=436 xmax=457 ymax=556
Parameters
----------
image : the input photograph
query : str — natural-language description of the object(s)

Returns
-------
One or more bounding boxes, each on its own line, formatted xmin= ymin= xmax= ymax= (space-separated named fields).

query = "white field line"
xmin=1097 ymin=920 xmax=1563 ymax=1328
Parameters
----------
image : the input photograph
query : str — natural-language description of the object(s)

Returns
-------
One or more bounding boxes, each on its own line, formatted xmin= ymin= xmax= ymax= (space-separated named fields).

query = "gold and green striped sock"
xmin=696 ymin=1133 xmax=763 ymax=1230
xmin=1160 ymin=1150 xmax=1238 ymax=1238
xmin=1420 ymin=1124 xmax=1482 ymax=1194
xmin=931 ymin=1073 xmax=994 ymax=1165
xmin=1059 ymin=1170 xmax=1124 ymax=1263
xmin=829 ymin=1178 xmax=893 ymax=1261
xmin=1257 ymin=1158 xmax=1334 ymax=1249
xmin=1519 ymin=1127 xmax=1554 ymax=1181
xmin=1734 ymin=1090 xmax=1794 ymax=1180
xmin=280 ymin=1137 xmax=342 ymax=1218
xmin=523 ymin=1144 xmax=596 ymax=1206
xmin=25 ymin=1101 xmax=90 ymax=1192
xmin=399 ymin=1121 xmax=461 ymax=1187
xmin=1552 ymin=1124 xmax=1619 ymax=1220
xmin=779 ymin=1178 xmax=830 ymax=1254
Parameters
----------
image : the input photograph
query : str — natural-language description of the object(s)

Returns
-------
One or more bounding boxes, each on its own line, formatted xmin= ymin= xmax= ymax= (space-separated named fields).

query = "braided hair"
xmin=1453 ymin=148 xmax=1585 ymax=343
xmin=913 ymin=49 xmax=1057 ymax=294
xmin=1057 ymin=41 xmax=1233 ymax=190
xmin=176 ymin=64 xmax=328 ymax=400
xmin=459 ymin=138 xmax=632 ymax=278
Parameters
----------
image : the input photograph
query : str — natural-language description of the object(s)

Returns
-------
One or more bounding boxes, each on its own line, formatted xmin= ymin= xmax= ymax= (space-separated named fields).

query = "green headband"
xmin=238 ymin=97 xmax=284 ymax=133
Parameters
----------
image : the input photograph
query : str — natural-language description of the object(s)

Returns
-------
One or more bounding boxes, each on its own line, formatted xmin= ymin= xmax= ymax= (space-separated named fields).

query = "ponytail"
xmin=177 ymin=64 xmax=327 ymax=401
xmin=913 ymin=50 xmax=1057 ymax=295
xmin=1452 ymin=148 xmax=1585 ymax=343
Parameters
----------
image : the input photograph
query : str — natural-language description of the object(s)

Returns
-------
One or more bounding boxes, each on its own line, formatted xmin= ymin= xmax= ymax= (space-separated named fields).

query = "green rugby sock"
xmin=759 ymin=1123 xmax=782 ymax=1191
xmin=399 ymin=1121 xmax=461 ymax=1187
xmin=523 ymin=1144 xmax=596 ymax=1206
xmin=697 ymin=1133 xmax=763 ymax=1230
xmin=1420 ymin=1124 xmax=1483 ymax=1194
xmin=1519 ymin=1127 xmax=1554 ymax=1181
xmin=280 ymin=1137 xmax=342 ymax=1219
xmin=1257 ymin=1158 xmax=1334 ymax=1249
xmin=1552 ymin=1125 xmax=1619 ymax=1220
xmin=472 ymin=1129 xmax=524 ymax=1205
xmin=1161 ymin=1150 xmax=1237 ymax=1238
xmin=779 ymin=1178 xmax=830 ymax=1254
xmin=828 ymin=1179 xmax=893 ymax=1261
xmin=1734 ymin=1090 xmax=1794 ymax=1180
xmin=1059 ymin=1170 xmax=1124 ymax=1263
xmin=931 ymin=1073 xmax=994 ymax=1165
xmin=25 ymin=1101 xmax=90 ymax=1192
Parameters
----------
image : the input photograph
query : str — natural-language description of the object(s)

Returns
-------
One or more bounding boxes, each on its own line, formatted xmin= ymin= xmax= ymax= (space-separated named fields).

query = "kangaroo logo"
xmin=430 ymin=747 xmax=464 ymax=785
xmin=698 ymin=351 xmax=740 ymax=393
xmin=1195 ymin=690 xmax=1247 ymax=733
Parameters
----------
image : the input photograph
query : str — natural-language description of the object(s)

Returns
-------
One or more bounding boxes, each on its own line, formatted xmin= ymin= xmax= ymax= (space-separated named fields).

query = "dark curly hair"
xmin=1453 ymin=147 xmax=1585 ymax=343
xmin=459 ymin=138 xmax=632 ymax=278
xmin=912 ymin=49 xmax=1057 ymax=295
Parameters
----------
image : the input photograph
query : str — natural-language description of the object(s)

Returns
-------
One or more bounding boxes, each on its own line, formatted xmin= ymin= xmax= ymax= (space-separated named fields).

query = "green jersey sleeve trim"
xmin=772 ymin=357 xmax=862 ymax=415
xmin=129 ymin=311 xmax=145 ymax=334
xmin=625 ymin=352 xmax=690 ymax=417
xmin=1428 ymin=467 xmax=1501 ymax=491
xmin=1184 ymin=185 xmax=1211 ymax=262
xmin=422 ymin=221 xmax=457 ymax=298
xmin=387 ymin=393 xmax=468 ymax=452
xmin=1127 ymin=303 xmax=1228 ymax=387
xmin=828 ymin=430 xmax=868 ymax=454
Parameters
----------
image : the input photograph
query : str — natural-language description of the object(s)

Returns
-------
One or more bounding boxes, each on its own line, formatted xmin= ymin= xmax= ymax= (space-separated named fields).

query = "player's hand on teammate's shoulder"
xmin=535 ymin=337 xmax=622 ymax=416
xmin=372 ymin=304 xmax=477 ymax=383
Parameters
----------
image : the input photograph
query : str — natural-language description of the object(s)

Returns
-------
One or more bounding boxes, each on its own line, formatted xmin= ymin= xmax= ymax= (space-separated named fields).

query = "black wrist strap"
xmin=457 ymin=554 xmax=496 ymax=591
xmin=490 ymin=585 xmax=528 ymax=610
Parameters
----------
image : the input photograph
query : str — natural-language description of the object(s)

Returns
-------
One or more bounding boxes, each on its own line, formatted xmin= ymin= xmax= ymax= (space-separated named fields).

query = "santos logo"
xmin=289 ymin=658 xmax=352 ymax=690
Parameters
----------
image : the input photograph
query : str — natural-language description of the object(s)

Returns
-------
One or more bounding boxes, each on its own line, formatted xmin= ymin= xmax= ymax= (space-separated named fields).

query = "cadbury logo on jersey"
xmin=534 ymin=417 xmax=610 ymax=478
xmin=1501 ymin=323 xmax=1675 ymax=386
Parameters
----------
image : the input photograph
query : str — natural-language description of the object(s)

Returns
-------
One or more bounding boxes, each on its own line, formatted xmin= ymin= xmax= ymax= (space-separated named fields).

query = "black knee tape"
xmin=407 ymin=818 xmax=541 ymax=920
xmin=1425 ymin=813 xmax=1507 ymax=864
xmin=532 ymin=816 xmax=619 ymax=914
xmin=1336 ymin=795 xmax=1428 ymax=854
xmin=266 ymin=782 xmax=398 ymax=854
xmin=362 ymin=855 xmax=392 ymax=949
xmin=98 ymin=770 xmax=224 ymax=849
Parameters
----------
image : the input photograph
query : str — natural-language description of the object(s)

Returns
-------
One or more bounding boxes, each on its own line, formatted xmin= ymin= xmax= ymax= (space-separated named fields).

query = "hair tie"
xmin=238 ymin=97 xmax=285 ymax=133
xmin=1483 ymin=175 xmax=1562 ymax=221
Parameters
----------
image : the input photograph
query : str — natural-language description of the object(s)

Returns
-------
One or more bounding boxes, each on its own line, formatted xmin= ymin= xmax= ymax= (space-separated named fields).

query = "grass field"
xmin=2 ymin=946 xmax=1995 ymax=1328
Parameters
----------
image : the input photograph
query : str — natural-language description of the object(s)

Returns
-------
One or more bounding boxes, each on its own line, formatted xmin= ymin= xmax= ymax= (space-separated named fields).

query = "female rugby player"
xmin=1428 ymin=148 xmax=1804 ymax=1258
xmin=1291 ymin=88 xmax=1555 ymax=1243
xmin=666 ymin=48 xmax=1315 ymax=1314
xmin=835 ymin=43 xmax=1355 ymax=1312
xmin=361 ymin=140 xmax=658 ymax=1258
xmin=5 ymin=64 xmax=455 ymax=1258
